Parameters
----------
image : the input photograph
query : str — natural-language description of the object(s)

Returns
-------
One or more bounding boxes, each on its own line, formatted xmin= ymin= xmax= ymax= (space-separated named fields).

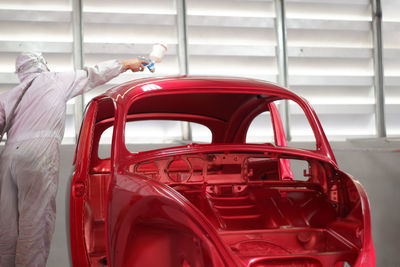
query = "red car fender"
xmin=351 ymin=178 xmax=375 ymax=267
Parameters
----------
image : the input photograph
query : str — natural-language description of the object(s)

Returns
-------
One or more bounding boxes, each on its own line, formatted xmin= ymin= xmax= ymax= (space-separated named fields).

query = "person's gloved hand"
xmin=121 ymin=58 xmax=150 ymax=72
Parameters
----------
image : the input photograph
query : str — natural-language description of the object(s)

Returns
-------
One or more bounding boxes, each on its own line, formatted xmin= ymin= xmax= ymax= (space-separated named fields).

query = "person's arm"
xmin=121 ymin=58 xmax=149 ymax=72
xmin=60 ymin=58 xmax=149 ymax=100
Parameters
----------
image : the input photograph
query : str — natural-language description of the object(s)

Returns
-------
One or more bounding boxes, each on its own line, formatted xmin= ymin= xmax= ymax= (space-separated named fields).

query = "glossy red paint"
xmin=69 ymin=76 xmax=375 ymax=267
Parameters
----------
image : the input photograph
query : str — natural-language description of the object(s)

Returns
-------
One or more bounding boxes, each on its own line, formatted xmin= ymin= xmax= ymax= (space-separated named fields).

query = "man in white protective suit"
xmin=0 ymin=52 xmax=149 ymax=266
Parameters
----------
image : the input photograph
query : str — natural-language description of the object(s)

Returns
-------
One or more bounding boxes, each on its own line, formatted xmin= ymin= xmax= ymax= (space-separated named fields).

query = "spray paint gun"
xmin=141 ymin=43 xmax=168 ymax=72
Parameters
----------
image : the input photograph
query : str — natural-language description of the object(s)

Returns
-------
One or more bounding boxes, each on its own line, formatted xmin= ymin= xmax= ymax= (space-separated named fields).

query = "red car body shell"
xmin=69 ymin=76 xmax=375 ymax=267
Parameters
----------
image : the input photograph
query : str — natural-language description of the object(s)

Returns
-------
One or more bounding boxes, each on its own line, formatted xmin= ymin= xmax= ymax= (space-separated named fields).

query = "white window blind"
xmin=1 ymin=0 xmax=397 ymax=145
xmin=0 ymin=0 xmax=76 ymax=143
xmin=286 ymin=0 xmax=376 ymax=140
xmin=382 ymin=0 xmax=400 ymax=136
xmin=186 ymin=0 xmax=278 ymax=82
xmin=81 ymin=0 xmax=180 ymax=105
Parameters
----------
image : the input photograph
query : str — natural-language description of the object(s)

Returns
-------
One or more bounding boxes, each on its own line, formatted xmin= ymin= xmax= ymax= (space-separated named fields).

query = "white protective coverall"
xmin=0 ymin=52 xmax=125 ymax=266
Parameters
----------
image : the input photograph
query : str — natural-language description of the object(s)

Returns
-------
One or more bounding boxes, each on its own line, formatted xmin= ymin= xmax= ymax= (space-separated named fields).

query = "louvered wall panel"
xmin=0 ymin=0 xmax=76 ymax=143
xmin=382 ymin=0 xmax=400 ymax=136
xmin=286 ymin=0 xmax=375 ymax=140
xmin=81 ymin=0 xmax=180 ymax=105
xmin=186 ymin=0 xmax=278 ymax=82
xmin=0 ymin=0 xmax=398 ymax=144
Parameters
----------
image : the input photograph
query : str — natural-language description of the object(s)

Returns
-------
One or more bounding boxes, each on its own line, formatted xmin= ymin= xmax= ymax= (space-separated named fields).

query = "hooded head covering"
xmin=15 ymin=52 xmax=49 ymax=82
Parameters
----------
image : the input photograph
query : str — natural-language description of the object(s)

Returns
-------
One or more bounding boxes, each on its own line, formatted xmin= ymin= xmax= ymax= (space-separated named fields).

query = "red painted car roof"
xmin=100 ymin=76 xmax=298 ymax=104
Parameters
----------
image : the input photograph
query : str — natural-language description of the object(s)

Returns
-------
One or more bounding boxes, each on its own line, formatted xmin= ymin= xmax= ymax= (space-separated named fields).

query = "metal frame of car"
xmin=69 ymin=76 xmax=375 ymax=267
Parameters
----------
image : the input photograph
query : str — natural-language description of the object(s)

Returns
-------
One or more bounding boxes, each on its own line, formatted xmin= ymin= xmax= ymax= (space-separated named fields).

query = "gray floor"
xmin=32 ymin=139 xmax=400 ymax=266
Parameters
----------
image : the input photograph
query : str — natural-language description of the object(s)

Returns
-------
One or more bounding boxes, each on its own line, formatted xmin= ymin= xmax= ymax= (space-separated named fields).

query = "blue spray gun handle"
xmin=139 ymin=56 xmax=155 ymax=72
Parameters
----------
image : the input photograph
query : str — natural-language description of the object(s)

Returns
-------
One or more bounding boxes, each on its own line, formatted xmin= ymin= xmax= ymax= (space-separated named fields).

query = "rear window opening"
xmin=98 ymin=120 xmax=212 ymax=157
xmin=124 ymin=120 xmax=212 ymax=152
